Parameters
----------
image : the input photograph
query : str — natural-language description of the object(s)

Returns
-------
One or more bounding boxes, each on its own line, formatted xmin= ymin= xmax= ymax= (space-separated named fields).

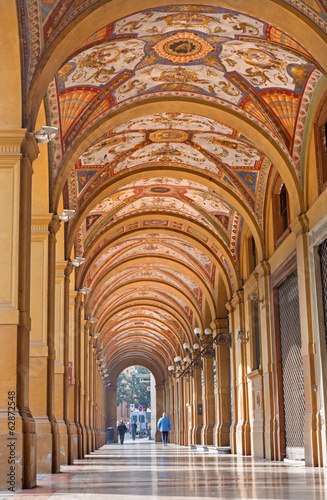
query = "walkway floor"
xmin=4 ymin=436 xmax=327 ymax=499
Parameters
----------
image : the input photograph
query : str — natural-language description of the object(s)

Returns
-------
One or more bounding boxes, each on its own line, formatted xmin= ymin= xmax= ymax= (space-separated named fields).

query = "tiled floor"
xmin=4 ymin=435 xmax=327 ymax=499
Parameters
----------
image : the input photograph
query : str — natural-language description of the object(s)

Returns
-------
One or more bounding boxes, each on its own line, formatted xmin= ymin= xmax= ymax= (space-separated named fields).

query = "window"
xmin=272 ymin=174 xmax=290 ymax=247
xmin=314 ymin=92 xmax=327 ymax=193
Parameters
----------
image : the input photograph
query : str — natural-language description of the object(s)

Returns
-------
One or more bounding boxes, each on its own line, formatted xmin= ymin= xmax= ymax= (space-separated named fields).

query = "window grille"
xmin=278 ymin=270 xmax=305 ymax=459
xmin=318 ymin=238 xmax=327 ymax=346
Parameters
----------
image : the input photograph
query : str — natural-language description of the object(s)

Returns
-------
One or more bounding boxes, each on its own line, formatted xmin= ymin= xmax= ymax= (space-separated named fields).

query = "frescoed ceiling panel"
xmin=21 ymin=1 xmax=327 ymax=100
xmin=72 ymin=175 xmax=245 ymax=262
xmin=97 ymin=288 xmax=194 ymax=325
xmin=86 ymin=234 xmax=216 ymax=287
xmin=92 ymin=264 xmax=204 ymax=313
xmin=49 ymin=6 xmax=324 ymax=159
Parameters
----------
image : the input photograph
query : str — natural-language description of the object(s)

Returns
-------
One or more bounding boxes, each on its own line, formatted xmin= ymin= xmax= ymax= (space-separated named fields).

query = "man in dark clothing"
xmin=131 ymin=421 xmax=137 ymax=440
xmin=117 ymin=421 xmax=127 ymax=444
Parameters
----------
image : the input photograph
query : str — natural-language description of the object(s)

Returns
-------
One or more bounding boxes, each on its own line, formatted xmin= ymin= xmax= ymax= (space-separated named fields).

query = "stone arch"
xmin=77 ymin=213 xmax=239 ymax=296
xmin=54 ymin=100 xmax=303 ymax=220
xmin=105 ymin=298 xmax=194 ymax=338
xmin=93 ymin=281 xmax=203 ymax=329
xmin=67 ymin=167 xmax=265 ymax=264
xmin=84 ymin=255 xmax=217 ymax=319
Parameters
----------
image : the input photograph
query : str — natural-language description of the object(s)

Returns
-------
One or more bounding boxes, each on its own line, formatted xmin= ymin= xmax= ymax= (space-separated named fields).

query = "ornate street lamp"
xmin=194 ymin=327 xmax=231 ymax=358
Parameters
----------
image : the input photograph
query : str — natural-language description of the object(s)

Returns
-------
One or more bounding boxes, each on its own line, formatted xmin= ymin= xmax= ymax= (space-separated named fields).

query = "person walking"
xmin=157 ymin=412 xmax=171 ymax=446
xmin=131 ymin=421 xmax=137 ymax=441
xmin=117 ymin=420 xmax=127 ymax=444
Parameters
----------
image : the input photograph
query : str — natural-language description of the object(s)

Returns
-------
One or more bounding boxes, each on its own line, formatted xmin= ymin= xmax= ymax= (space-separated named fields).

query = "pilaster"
xmin=211 ymin=318 xmax=230 ymax=448
xmin=290 ymin=214 xmax=321 ymax=466
xmin=47 ymin=215 xmax=61 ymax=473
xmin=64 ymin=267 xmax=77 ymax=464
xmin=74 ymin=293 xmax=83 ymax=458
xmin=30 ymin=213 xmax=53 ymax=474
xmin=257 ymin=260 xmax=275 ymax=460
xmin=191 ymin=368 xmax=202 ymax=444
xmin=201 ymin=354 xmax=214 ymax=446
xmin=155 ymin=382 xmax=165 ymax=442
xmin=229 ymin=290 xmax=251 ymax=455
xmin=0 ymin=130 xmax=37 ymax=490
xmin=107 ymin=385 xmax=118 ymax=443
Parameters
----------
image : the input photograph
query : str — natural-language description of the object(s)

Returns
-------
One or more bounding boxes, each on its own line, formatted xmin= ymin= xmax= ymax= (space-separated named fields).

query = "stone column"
xmin=30 ymin=213 xmax=53 ymax=474
xmin=0 ymin=131 xmax=37 ymax=490
xmin=107 ymin=385 xmax=117 ymax=442
xmin=191 ymin=367 xmax=202 ymax=444
xmin=79 ymin=319 xmax=87 ymax=455
xmin=226 ymin=301 xmax=237 ymax=452
xmin=88 ymin=338 xmax=95 ymax=452
xmin=211 ymin=318 xmax=230 ymax=448
xmin=82 ymin=321 xmax=91 ymax=455
xmin=54 ymin=261 xmax=69 ymax=465
xmin=155 ymin=382 xmax=165 ymax=442
xmin=176 ymin=378 xmax=184 ymax=445
xmin=243 ymin=271 xmax=265 ymax=459
xmin=184 ymin=376 xmax=190 ymax=446
xmin=47 ymin=215 xmax=61 ymax=473
xmin=233 ymin=290 xmax=251 ymax=455
xmin=74 ymin=293 xmax=83 ymax=458
xmin=291 ymin=214 xmax=321 ymax=466
xmin=63 ymin=263 xmax=75 ymax=464
xmin=257 ymin=260 xmax=275 ymax=460
xmin=68 ymin=289 xmax=78 ymax=461
xmin=201 ymin=355 xmax=214 ymax=446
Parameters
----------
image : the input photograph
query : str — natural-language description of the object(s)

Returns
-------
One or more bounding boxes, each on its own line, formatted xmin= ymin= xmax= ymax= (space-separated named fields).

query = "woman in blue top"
xmin=157 ymin=412 xmax=172 ymax=446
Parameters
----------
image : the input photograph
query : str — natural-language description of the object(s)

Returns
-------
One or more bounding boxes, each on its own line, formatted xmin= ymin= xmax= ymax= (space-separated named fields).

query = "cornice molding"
xmin=31 ymin=213 xmax=53 ymax=232
xmin=0 ymin=129 xmax=27 ymax=154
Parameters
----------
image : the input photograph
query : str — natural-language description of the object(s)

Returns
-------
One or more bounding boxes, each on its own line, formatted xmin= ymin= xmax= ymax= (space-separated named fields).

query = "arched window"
xmin=272 ymin=175 xmax=290 ymax=247
xmin=314 ymin=92 xmax=327 ymax=193
xmin=280 ymin=184 xmax=288 ymax=234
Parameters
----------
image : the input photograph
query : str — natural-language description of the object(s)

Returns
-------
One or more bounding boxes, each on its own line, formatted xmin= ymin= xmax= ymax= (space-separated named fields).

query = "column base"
xmin=56 ymin=419 xmax=69 ymax=465
xmin=236 ymin=421 xmax=251 ymax=455
xmin=201 ymin=425 xmax=214 ymax=446
xmin=33 ymin=417 xmax=53 ymax=474
xmin=67 ymin=423 xmax=78 ymax=464
xmin=213 ymin=423 xmax=230 ymax=447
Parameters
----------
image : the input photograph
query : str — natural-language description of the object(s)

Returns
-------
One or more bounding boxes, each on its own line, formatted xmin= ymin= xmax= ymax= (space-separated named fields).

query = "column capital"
xmin=65 ymin=261 xmax=74 ymax=277
xmin=210 ymin=318 xmax=228 ymax=332
xmin=225 ymin=300 xmax=234 ymax=313
xmin=49 ymin=214 xmax=61 ymax=235
xmin=21 ymin=132 xmax=39 ymax=164
xmin=230 ymin=288 xmax=244 ymax=309
xmin=290 ymin=213 xmax=309 ymax=237
xmin=256 ymin=259 xmax=271 ymax=277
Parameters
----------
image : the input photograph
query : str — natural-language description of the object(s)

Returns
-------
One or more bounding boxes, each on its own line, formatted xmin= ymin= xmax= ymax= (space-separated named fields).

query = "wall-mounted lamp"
xmin=249 ymin=293 xmax=264 ymax=303
xmin=58 ymin=209 xmax=75 ymax=222
xmin=194 ymin=327 xmax=231 ymax=358
xmin=237 ymin=330 xmax=249 ymax=344
xmin=34 ymin=126 xmax=59 ymax=144
xmin=79 ymin=287 xmax=91 ymax=295
xmin=71 ymin=256 xmax=85 ymax=267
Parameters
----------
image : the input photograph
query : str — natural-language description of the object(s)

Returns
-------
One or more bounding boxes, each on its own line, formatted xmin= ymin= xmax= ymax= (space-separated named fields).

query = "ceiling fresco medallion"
xmin=153 ymin=31 xmax=214 ymax=63
xmin=149 ymin=129 xmax=189 ymax=142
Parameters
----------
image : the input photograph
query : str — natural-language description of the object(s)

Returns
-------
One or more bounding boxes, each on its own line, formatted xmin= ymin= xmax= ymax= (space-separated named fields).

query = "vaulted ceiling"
xmin=21 ymin=1 xmax=327 ymax=381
